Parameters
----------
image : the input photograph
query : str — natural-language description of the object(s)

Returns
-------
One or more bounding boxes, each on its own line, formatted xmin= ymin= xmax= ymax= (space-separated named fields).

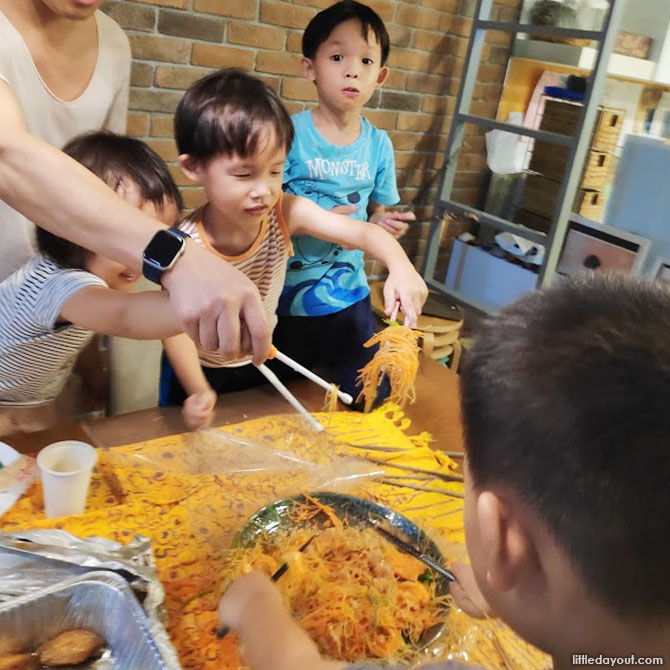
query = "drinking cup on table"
xmin=36 ymin=441 xmax=97 ymax=518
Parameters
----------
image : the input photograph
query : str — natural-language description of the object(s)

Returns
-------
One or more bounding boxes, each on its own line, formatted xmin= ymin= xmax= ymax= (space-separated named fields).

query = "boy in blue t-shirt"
xmin=276 ymin=1 xmax=416 ymax=406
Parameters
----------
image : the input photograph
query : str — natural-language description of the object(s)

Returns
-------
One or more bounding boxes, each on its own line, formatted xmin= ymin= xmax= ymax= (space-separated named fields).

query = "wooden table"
xmin=7 ymin=356 xmax=463 ymax=455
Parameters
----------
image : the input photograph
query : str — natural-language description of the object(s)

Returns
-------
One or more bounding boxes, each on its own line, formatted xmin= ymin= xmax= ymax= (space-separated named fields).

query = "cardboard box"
xmin=445 ymin=240 xmax=538 ymax=311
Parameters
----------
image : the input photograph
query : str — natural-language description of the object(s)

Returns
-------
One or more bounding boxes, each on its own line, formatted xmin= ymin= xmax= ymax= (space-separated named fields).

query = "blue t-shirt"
xmin=279 ymin=110 xmax=400 ymax=316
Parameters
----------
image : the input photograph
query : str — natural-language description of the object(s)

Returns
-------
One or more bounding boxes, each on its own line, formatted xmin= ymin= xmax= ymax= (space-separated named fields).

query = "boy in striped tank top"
xmin=162 ymin=69 xmax=427 ymax=427
xmin=0 ymin=132 xmax=185 ymax=435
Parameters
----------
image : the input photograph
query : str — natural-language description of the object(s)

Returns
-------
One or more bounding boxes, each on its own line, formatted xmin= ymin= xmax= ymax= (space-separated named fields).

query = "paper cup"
xmin=37 ymin=441 xmax=97 ymax=518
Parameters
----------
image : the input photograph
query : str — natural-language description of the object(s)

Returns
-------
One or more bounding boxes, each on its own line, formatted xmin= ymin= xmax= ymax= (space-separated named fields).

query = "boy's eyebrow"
xmin=325 ymin=38 xmax=380 ymax=52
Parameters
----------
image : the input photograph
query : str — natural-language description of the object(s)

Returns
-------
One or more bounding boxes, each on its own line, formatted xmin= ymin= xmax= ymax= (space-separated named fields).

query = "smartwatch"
xmin=142 ymin=227 xmax=190 ymax=285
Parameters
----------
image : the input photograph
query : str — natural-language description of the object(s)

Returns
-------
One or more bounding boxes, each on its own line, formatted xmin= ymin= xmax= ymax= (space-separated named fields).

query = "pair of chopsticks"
xmin=373 ymin=524 xmax=455 ymax=584
xmin=216 ymin=534 xmax=317 ymax=639
xmin=257 ymin=346 xmax=353 ymax=433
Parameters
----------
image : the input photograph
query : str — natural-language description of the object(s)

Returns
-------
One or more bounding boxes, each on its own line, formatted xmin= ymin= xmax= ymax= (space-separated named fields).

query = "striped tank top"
xmin=178 ymin=198 xmax=293 ymax=368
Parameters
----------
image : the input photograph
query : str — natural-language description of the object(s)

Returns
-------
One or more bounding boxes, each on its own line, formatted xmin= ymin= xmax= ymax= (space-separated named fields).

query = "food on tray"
xmin=357 ymin=322 xmax=420 ymax=412
xmin=225 ymin=502 xmax=447 ymax=662
xmin=0 ymin=654 xmax=38 ymax=670
xmin=38 ymin=630 xmax=104 ymax=667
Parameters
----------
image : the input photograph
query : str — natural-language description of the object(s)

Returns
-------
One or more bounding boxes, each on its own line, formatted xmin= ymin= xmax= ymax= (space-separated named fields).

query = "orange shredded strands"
xmin=357 ymin=324 xmax=420 ymax=412
xmin=323 ymin=383 xmax=340 ymax=412
xmin=224 ymin=512 xmax=447 ymax=662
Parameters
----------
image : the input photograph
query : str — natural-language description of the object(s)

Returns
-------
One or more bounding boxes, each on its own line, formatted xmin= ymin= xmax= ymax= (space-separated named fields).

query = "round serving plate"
xmin=234 ymin=491 xmax=450 ymax=657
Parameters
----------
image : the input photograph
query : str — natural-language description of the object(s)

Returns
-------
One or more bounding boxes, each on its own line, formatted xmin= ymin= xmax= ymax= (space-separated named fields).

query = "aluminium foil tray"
xmin=0 ymin=571 xmax=169 ymax=669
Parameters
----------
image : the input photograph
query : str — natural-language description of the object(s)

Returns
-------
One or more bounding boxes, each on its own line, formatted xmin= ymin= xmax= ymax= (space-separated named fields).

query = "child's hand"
xmin=449 ymin=562 xmax=495 ymax=619
xmin=371 ymin=210 xmax=415 ymax=239
xmin=182 ymin=388 xmax=217 ymax=430
xmin=217 ymin=572 xmax=284 ymax=632
xmin=383 ymin=267 xmax=427 ymax=327
xmin=331 ymin=204 xmax=358 ymax=217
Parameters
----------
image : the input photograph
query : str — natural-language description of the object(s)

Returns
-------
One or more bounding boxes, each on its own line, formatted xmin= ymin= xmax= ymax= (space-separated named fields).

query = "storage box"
xmin=614 ymin=31 xmax=652 ymax=60
xmin=516 ymin=208 xmax=552 ymax=234
xmin=529 ymin=141 xmax=570 ymax=181
xmin=557 ymin=217 xmax=650 ymax=276
xmin=445 ymin=239 xmax=538 ymax=311
xmin=539 ymin=98 xmax=582 ymax=135
xmin=522 ymin=173 xmax=561 ymax=219
xmin=581 ymin=150 xmax=617 ymax=190
xmin=575 ymin=188 xmax=605 ymax=221
xmin=593 ymin=107 xmax=624 ymax=151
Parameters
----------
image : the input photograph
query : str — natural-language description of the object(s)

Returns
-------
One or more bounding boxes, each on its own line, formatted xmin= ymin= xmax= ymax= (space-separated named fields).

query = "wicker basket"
xmin=575 ymin=189 xmax=605 ymax=221
xmin=593 ymin=108 xmax=624 ymax=152
xmin=581 ymin=150 xmax=617 ymax=190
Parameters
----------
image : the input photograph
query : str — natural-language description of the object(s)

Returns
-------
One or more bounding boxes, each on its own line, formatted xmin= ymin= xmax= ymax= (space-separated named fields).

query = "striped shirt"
xmin=178 ymin=198 xmax=293 ymax=368
xmin=0 ymin=255 xmax=106 ymax=405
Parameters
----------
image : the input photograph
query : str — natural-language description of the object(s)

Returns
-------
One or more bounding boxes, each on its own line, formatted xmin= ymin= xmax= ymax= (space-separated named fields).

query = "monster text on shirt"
xmin=305 ymin=158 xmax=372 ymax=181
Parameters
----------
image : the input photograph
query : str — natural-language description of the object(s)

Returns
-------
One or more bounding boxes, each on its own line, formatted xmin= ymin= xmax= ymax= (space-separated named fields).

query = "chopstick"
xmin=216 ymin=534 xmax=317 ymax=639
xmin=256 ymin=363 xmax=324 ymax=432
xmin=269 ymin=347 xmax=353 ymax=405
xmin=372 ymin=525 xmax=455 ymax=584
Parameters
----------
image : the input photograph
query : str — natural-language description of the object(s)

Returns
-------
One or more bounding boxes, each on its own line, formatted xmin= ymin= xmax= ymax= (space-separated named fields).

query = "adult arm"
xmin=283 ymin=194 xmax=427 ymax=325
xmin=0 ymin=81 xmax=271 ymax=362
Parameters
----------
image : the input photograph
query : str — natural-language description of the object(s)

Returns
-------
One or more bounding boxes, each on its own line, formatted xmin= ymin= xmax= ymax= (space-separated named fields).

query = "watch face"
xmin=143 ymin=229 xmax=185 ymax=268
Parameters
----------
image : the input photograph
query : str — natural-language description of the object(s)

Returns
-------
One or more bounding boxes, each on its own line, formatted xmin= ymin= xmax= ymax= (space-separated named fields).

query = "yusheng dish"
xmin=356 ymin=315 xmax=420 ymax=413
xmin=222 ymin=494 xmax=450 ymax=663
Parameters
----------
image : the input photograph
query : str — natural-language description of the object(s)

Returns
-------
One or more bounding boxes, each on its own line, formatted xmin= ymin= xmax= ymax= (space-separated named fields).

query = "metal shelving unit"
xmin=421 ymin=0 xmax=625 ymax=314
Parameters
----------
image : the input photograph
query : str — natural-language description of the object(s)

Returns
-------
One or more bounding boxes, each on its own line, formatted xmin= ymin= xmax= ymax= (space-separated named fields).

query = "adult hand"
xmin=162 ymin=242 xmax=271 ymax=365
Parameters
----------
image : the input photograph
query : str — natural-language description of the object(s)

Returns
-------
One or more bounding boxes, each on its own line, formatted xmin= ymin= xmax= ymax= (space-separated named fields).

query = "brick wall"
xmin=103 ymin=0 xmax=518 ymax=276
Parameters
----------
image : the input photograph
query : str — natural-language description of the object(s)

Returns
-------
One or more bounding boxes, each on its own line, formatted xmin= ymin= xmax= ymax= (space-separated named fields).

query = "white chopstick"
xmin=272 ymin=348 xmax=353 ymax=405
xmin=257 ymin=363 xmax=325 ymax=433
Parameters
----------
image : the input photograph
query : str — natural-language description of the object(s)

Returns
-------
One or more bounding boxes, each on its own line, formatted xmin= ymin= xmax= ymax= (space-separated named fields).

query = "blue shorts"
xmin=273 ymin=295 xmax=390 ymax=407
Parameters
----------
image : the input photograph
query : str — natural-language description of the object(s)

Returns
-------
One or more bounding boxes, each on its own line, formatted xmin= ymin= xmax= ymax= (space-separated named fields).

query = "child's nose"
xmin=251 ymin=180 xmax=271 ymax=197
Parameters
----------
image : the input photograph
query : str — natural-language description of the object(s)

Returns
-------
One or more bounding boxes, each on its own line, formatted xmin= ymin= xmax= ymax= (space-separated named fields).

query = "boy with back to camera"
xmin=275 ymin=1 xmax=416 ymax=406
xmin=218 ymin=274 xmax=670 ymax=669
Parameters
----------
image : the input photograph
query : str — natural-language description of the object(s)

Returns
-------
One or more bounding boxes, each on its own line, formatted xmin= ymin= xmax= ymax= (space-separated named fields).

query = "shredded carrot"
xmin=223 ymin=503 xmax=447 ymax=663
xmin=322 ymin=383 xmax=340 ymax=412
xmin=357 ymin=324 xmax=420 ymax=412
xmin=300 ymin=492 xmax=343 ymax=530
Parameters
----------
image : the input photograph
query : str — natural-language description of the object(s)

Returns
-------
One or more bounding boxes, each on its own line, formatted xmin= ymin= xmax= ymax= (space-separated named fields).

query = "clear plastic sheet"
xmin=100 ymin=427 xmax=384 ymax=555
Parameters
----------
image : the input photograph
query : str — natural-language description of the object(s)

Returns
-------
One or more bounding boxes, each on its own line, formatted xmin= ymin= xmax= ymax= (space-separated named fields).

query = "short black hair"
xmin=303 ymin=1 xmax=390 ymax=66
xmin=461 ymin=274 xmax=670 ymax=621
xmin=37 ymin=132 xmax=182 ymax=271
xmin=174 ymin=68 xmax=294 ymax=161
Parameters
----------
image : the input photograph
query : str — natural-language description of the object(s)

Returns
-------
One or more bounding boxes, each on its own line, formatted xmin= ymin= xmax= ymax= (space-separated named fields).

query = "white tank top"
xmin=0 ymin=10 xmax=131 ymax=281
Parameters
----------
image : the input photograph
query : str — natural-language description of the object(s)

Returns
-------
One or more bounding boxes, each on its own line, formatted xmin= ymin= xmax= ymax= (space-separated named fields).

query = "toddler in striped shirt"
xmin=0 ymin=132 xmax=184 ymax=435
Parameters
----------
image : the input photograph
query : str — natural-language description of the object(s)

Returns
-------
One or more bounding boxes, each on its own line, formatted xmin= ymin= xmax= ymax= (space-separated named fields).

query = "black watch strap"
xmin=142 ymin=226 xmax=190 ymax=285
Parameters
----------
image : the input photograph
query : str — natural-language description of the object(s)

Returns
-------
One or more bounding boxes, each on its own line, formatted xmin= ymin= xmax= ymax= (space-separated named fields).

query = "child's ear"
xmin=477 ymin=491 xmax=537 ymax=593
xmin=376 ymin=66 xmax=390 ymax=88
xmin=301 ymin=57 xmax=316 ymax=82
xmin=178 ymin=154 xmax=203 ymax=183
